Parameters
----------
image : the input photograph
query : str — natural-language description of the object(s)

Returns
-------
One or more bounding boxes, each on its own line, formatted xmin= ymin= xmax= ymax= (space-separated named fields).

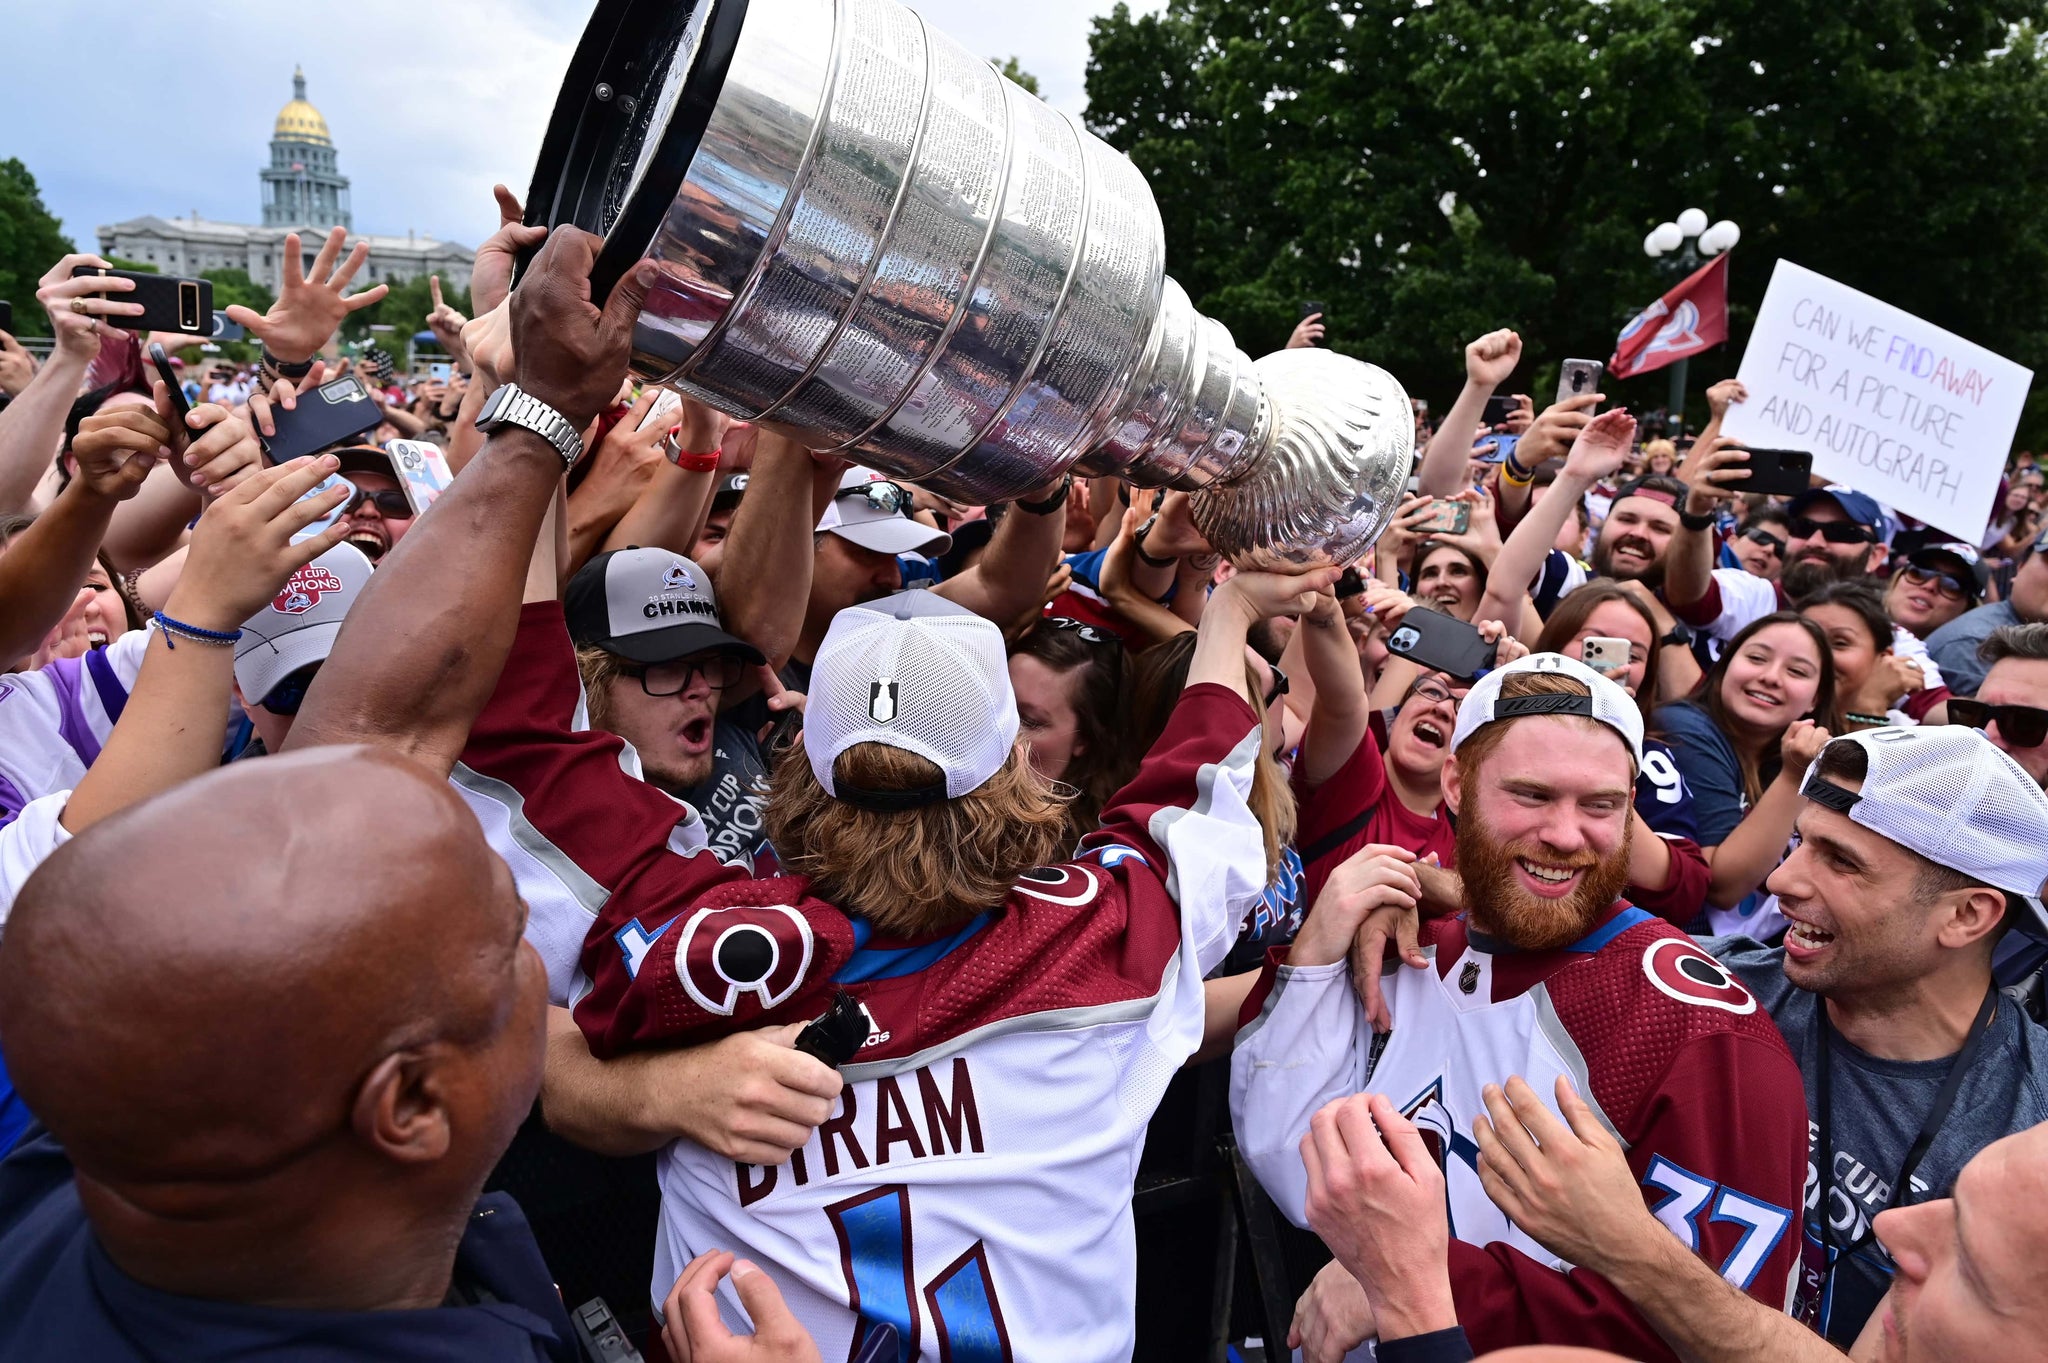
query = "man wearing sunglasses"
xmin=1727 ymin=510 xmax=1789 ymax=582
xmin=1925 ymin=524 xmax=2048 ymax=697
xmin=230 ymin=545 xmax=375 ymax=758
xmin=329 ymin=446 xmax=416 ymax=564
xmin=1957 ymin=624 xmax=2048 ymax=786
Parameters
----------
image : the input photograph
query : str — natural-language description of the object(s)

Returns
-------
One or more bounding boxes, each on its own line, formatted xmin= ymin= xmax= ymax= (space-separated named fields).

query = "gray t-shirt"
xmin=1708 ymin=937 xmax=2048 ymax=1346
xmin=682 ymin=695 xmax=774 ymax=869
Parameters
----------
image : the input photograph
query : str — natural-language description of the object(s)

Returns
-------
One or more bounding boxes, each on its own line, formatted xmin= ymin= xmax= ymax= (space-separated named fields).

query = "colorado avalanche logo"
xmin=663 ymin=561 xmax=695 ymax=591
xmin=675 ymin=904 xmax=814 ymax=1016
xmin=1012 ymin=864 xmax=1102 ymax=906
xmin=1642 ymin=938 xmax=1756 ymax=1014
xmin=272 ymin=566 xmax=343 ymax=615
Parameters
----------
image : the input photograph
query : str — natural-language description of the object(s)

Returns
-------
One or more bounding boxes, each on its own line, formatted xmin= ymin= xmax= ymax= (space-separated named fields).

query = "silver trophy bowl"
xmin=525 ymin=0 xmax=1413 ymax=562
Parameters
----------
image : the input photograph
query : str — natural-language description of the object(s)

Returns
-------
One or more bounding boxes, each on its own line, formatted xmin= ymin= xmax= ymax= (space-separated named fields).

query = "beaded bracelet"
xmin=1845 ymin=711 xmax=1892 ymax=727
xmin=153 ymin=611 xmax=242 ymax=649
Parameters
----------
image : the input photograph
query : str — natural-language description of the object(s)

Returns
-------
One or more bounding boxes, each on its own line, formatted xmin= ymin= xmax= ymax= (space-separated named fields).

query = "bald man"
xmin=0 ymin=748 xmax=573 ymax=1360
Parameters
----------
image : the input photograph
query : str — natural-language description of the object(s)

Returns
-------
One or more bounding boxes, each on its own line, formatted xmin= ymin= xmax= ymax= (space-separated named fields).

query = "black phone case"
xmin=71 ymin=267 xmax=212 ymax=336
xmin=261 ymin=377 xmax=382 ymax=463
xmin=0 ymin=300 xmax=12 ymax=333
xmin=1740 ymin=448 xmax=1814 ymax=498
xmin=147 ymin=344 xmax=190 ymax=424
xmin=1482 ymin=395 xmax=1516 ymax=426
xmin=1385 ymin=606 xmax=1499 ymax=680
xmin=795 ymin=990 xmax=871 ymax=1069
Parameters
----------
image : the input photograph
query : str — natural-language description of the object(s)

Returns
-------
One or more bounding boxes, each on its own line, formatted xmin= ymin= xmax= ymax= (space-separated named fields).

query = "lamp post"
xmin=1642 ymin=208 xmax=1739 ymax=434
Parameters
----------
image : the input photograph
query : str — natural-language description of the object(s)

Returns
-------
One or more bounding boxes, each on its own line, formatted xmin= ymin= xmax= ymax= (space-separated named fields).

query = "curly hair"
xmin=765 ymin=741 xmax=1074 ymax=936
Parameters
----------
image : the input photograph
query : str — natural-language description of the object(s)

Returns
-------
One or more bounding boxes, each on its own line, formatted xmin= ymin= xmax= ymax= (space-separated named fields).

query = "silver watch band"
xmin=482 ymin=384 xmax=584 ymax=468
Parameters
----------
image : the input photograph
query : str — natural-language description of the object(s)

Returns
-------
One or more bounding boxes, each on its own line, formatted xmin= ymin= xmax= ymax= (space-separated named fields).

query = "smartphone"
xmin=210 ymin=311 xmax=245 ymax=341
xmin=639 ymin=386 xmax=684 ymax=432
xmin=794 ymin=990 xmax=872 ymax=1068
xmin=1301 ymin=300 xmax=1326 ymax=319
xmin=1413 ymin=498 xmax=1470 ymax=536
xmin=1581 ymin=636 xmax=1633 ymax=682
xmin=290 ymin=473 xmax=354 ymax=546
xmin=70 ymin=266 xmax=212 ymax=336
xmin=1336 ymin=566 xmax=1366 ymax=600
xmin=147 ymin=343 xmax=190 ymax=425
xmin=385 ymin=439 xmax=455 ymax=516
xmin=1739 ymin=447 xmax=1815 ymax=498
xmin=1556 ymin=357 xmax=1604 ymax=406
xmin=1482 ymin=394 xmax=1516 ymax=427
xmin=428 ymin=361 xmax=452 ymax=382
xmin=570 ymin=1297 xmax=642 ymax=1363
xmin=0 ymin=300 xmax=11 ymax=333
xmin=1385 ymin=607 xmax=1498 ymax=681
xmin=261 ymin=375 xmax=382 ymax=463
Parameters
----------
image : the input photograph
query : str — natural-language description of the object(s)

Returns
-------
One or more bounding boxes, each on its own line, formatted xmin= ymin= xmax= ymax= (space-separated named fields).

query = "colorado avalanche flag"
xmin=1611 ymin=251 xmax=1730 ymax=378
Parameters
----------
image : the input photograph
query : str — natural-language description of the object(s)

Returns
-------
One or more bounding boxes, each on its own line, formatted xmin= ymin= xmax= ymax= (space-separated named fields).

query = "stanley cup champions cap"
xmin=806 ymin=592 xmax=1018 ymax=810
xmin=1801 ymin=726 xmax=2048 ymax=935
xmin=1450 ymin=652 xmax=1645 ymax=769
xmin=233 ymin=544 xmax=374 ymax=704
xmin=564 ymin=548 xmax=765 ymax=666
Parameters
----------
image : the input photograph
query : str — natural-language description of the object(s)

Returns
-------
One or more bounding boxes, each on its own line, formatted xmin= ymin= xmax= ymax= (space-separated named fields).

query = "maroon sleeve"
xmin=1627 ymin=837 xmax=1711 ymax=925
xmin=1662 ymin=576 xmax=1724 ymax=628
xmin=1448 ymin=1031 xmax=1808 ymax=1357
xmin=1902 ymin=685 xmax=1951 ymax=722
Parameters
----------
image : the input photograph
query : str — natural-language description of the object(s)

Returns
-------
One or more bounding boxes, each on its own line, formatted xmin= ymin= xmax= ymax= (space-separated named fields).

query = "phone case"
xmin=262 ymin=377 xmax=383 ymax=463
xmin=71 ymin=267 xmax=212 ymax=335
xmin=147 ymin=344 xmax=190 ymax=424
xmin=1385 ymin=606 xmax=1498 ymax=680
xmin=1556 ymin=358 xmax=1604 ymax=406
xmin=1416 ymin=501 xmax=1470 ymax=535
xmin=1740 ymin=448 xmax=1814 ymax=498
xmin=289 ymin=473 xmax=353 ymax=546
xmin=1581 ymin=637 xmax=1632 ymax=679
xmin=385 ymin=439 xmax=455 ymax=517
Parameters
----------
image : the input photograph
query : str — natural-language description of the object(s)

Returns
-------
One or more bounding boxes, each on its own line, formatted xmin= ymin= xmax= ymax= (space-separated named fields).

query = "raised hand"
xmin=0 ymin=331 xmax=36 ymax=395
xmin=244 ymin=359 xmax=331 ymax=440
xmin=153 ymin=383 xmax=262 ymax=498
xmin=38 ymin=253 xmax=144 ymax=361
xmin=1776 ymin=718 xmax=1832 ymax=782
xmin=1515 ymin=392 xmax=1601 ymax=470
xmin=224 ymin=227 xmax=389 ymax=364
xmin=425 ymin=274 xmax=470 ymax=369
xmin=1465 ymin=328 xmax=1522 ymax=389
xmin=1216 ymin=564 xmax=1345 ymax=624
xmin=471 ymin=184 xmax=549 ymax=317
xmin=163 ymin=456 xmax=352 ymax=632
xmin=1706 ymin=377 xmax=1749 ymax=419
xmin=1676 ymin=434 xmax=1753 ymax=516
xmin=1288 ymin=312 xmax=1326 ymax=350
xmin=510 ymin=226 xmax=658 ymax=435
xmin=1145 ymin=490 xmax=1213 ymax=559
xmin=1563 ymin=407 xmax=1638 ymax=483
xmin=71 ymin=406 xmax=175 ymax=501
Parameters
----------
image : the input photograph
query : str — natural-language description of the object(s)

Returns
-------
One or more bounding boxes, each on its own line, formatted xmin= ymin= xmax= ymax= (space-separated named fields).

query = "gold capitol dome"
xmin=273 ymin=65 xmax=332 ymax=147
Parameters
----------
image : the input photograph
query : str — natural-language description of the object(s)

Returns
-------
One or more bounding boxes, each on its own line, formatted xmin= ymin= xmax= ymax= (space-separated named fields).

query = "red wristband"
xmin=669 ymin=448 xmax=721 ymax=472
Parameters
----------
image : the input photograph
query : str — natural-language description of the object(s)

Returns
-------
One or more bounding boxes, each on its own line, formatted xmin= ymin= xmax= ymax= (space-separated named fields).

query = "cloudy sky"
xmin=5 ymin=0 xmax=1158 ymax=252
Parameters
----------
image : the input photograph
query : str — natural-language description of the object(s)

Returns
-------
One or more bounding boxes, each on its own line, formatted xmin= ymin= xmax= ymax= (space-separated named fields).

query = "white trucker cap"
xmin=805 ymin=591 xmax=1017 ymax=810
xmin=233 ymin=544 xmax=374 ymax=705
xmin=816 ymin=467 xmax=952 ymax=558
xmin=1449 ymin=652 xmax=1644 ymax=769
xmin=1801 ymin=726 xmax=2048 ymax=933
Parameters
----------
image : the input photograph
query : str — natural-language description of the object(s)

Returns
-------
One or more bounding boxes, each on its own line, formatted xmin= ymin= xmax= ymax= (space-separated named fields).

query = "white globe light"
xmin=1677 ymin=207 xmax=1710 ymax=237
xmin=1710 ymin=219 xmax=1741 ymax=250
xmin=1651 ymin=222 xmax=1685 ymax=253
xmin=1643 ymin=231 xmax=1665 ymax=258
xmin=1696 ymin=224 xmax=1727 ymax=254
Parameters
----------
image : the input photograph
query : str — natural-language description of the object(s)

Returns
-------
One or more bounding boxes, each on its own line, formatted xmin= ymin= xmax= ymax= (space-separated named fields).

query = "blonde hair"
xmin=576 ymin=646 xmax=630 ymax=732
xmin=765 ymin=741 xmax=1074 ymax=935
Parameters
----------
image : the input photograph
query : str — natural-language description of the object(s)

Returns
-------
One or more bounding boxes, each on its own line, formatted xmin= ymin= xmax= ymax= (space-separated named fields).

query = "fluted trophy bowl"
xmin=523 ymin=0 xmax=1413 ymax=562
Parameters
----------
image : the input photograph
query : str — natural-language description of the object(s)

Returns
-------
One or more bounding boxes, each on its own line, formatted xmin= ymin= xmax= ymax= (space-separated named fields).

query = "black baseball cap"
xmin=565 ymin=548 xmax=765 ymax=666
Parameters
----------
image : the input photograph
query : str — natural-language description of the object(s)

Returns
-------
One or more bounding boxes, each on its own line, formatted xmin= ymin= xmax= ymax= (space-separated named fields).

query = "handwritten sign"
xmin=1721 ymin=259 xmax=2031 ymax=537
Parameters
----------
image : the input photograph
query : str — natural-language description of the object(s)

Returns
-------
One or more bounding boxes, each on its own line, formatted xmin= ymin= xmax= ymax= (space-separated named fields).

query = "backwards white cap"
xmin=1449 ymin=652 xmax=1644 ymax=769
xmin=1801 ymin=726 xmax=2048 ymax=935
xmin=805 ymin=591 xmax=1018 ymax=810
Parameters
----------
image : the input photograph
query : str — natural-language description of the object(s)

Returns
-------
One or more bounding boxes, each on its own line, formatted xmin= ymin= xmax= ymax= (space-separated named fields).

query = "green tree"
xmin=105 ymin=256 xmax=159 ymax=274
xmin=340 ymin=271 xmax=472 ymax=362
xmin=994 ymin=56 xmax=1041 ymax=95
xmin=1085 ymin=1 xmax=2048 ymax=438
xmin=0 ymin=159 xmax=75 ymax=336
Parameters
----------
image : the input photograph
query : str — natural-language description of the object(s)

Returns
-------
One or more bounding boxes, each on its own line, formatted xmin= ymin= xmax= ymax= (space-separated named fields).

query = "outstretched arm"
xmin=935 ymin=478 xmax=1067 ymax=624
xmin=284 ymin=230 xmax=654 ymax=773
xmin=1414 ymin=330 xmax=1520 ymax=496
xmin=1473 ymin=408 xmax=1635 ymax=633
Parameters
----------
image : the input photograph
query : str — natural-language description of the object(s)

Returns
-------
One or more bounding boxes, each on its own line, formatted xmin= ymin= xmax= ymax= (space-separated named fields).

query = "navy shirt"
xmin=0 ymin=1128 xmax=576 ymax=1362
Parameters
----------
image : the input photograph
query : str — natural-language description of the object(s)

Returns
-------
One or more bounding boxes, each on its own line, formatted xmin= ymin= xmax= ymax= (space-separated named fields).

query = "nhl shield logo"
xmin=869 ymin=680 xmax=898 ymax=722
xmin=662 ymin=562 xmax=695 ymax=591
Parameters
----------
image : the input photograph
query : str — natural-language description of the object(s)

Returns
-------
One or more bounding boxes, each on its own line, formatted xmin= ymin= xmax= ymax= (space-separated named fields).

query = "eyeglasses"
xmin=836 ymin=480 xmax=913 ymax=518
xmin=1262 ymin=664 xmax=1290 ymax=709
xmin=1405 ymin=677 xmax=1457 ymax=708
xmin=1786 ymin=517 xmax=1876 ymax=545
xmin=1740 ymin=527 xmax=1787 ymax=556
xmin=1046 ymin=616 xmax=1114 ymax=646
xmin=343 ymin=481 xmax=412 ymax=519
xmin=1901 ymin=564 xmax=1969 ymax=601
xmin=1950 ymin=698 xmax=2048 ymax=748
xmin=258 ymin=666 xmax=319 ymax=715
xmin=625 ymin=653 xmax=747 ymax=698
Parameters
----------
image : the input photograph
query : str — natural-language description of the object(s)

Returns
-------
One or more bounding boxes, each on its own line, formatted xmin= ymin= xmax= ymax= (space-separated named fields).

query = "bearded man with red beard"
xmin=1231 ymin=653 xmax=1808 ymax=1362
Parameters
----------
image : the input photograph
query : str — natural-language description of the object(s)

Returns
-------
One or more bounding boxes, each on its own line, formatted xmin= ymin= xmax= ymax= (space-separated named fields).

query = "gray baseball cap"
xmin=564 ymin=547 xmax=765 ymax=667
xmin=233 ymin=544 xmax=374 ymax=704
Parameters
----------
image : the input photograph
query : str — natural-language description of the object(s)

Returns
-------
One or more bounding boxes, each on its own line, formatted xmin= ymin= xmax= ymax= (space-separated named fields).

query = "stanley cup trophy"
xmin=525 ymin=0 xmax=1414 ymax=561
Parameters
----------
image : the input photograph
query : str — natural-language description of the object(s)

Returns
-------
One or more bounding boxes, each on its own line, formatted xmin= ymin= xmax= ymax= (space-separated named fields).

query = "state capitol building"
xmin=98 ymin=69 xmax=473 ymax=293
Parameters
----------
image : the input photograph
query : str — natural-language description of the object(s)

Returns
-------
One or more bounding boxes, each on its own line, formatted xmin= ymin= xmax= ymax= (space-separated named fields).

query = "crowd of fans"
xmin=2 ymin=195 xmax=2048 ymax=1363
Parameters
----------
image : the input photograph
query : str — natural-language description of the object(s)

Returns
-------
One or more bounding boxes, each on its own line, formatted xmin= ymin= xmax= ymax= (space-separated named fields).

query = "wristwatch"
xmin=1659 ymin=622 xmax=1696 ymax=650
xmin=476 ymin=383 xmax=584 ymax=468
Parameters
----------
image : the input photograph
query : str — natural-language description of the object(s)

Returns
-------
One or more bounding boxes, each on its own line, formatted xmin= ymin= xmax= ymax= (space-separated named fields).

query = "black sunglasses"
xmin=1046 ymin=616 xmax=1114 ymax=646
xmin=1901 ymin=564 xmax=1971 ymax=601
xmin=1950 ymin=698 xmax=2048 ymax=748
xmin=836 ymin=480 xmax=913 ymax=518
xmin=1741 ymin=527 xmax=1787 ymax=555
xmin=625 ymin=653 xmax=747 ymax=698
xmin=343 ymin=480 xmax=412 ymax=519
xmin=1263 ymin=664 xmax=1290 ymax=709
xmin=258 ymin=665 xmax=319 ymax=715
xmin=1786 ymin=516 xmax=1876 ymax=545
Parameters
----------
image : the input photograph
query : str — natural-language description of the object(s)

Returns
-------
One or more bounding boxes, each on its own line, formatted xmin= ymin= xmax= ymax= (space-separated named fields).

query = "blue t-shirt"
xmin=1635 ymin=736 xmax=1699 ymax=843
xmin=0 ymin=1128 xmax=576 ymax=1361
xmin=1923 ymin=600 xmax=2020 ymax=698
xmin=1708 ymin=939 xmax=2048 ymax=1347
